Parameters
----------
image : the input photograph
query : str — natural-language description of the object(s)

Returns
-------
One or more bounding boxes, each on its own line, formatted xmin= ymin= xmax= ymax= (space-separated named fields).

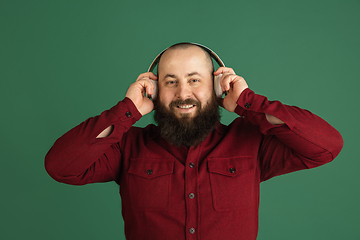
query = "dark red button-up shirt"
xmin=45 ymin=88 xmax=343 ymax=240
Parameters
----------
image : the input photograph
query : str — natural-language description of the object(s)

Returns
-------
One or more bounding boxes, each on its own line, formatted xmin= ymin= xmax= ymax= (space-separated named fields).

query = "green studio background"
xmin=0 ymin=0 xmax=358 ymax=239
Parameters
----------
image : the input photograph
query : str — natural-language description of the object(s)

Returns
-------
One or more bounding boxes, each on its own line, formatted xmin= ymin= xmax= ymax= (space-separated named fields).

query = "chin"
xmin=174 ymin=110 xmax=198 ymax=119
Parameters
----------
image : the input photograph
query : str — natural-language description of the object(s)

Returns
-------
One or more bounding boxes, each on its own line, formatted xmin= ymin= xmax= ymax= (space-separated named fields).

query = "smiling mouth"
xmin=177 ymin=104 xmax=195 ymax=109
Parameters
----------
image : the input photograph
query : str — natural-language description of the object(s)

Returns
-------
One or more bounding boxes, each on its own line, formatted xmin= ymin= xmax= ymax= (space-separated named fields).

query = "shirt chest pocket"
xmin=208 ymin=156 xmax=256 ymax=211
xmin=127 ymin=158 xmax=175 ymax=211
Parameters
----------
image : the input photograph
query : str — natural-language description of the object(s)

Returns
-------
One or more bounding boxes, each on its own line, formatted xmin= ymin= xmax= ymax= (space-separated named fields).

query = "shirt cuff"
xmin=234 ymin=88 xmax=287 ymax=134
xmin=90 ymin=97 xmax=142 ymax=144
xmin=119 ymin=97 xmax=142 ymax=122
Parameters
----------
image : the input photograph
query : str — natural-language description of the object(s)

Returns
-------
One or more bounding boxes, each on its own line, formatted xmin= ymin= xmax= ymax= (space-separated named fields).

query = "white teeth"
xmin=178 ymin=105 xmax=194 ymax=109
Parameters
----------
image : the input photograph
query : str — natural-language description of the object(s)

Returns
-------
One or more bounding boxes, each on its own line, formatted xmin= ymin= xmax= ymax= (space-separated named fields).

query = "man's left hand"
xmin=214 ymin=67 xmax=284 ymax=125
xmin=214 ymin=67 xmax=248 ymax=112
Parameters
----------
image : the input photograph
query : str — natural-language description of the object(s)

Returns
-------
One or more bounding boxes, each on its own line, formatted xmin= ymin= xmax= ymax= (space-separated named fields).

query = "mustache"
xmin=169 ymin=99 xmax=200 ymax=108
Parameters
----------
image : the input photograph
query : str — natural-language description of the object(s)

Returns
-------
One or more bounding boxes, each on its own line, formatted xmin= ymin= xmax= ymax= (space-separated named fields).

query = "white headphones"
xmin=147 ymin=42 xmax=225 ymax=100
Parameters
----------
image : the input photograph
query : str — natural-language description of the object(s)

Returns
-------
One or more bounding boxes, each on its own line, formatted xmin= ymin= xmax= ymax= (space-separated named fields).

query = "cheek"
xmin=158 ymin=90 xmax=173 ymax=106
xmin=194 ymin=86 xmax=214 ymax=103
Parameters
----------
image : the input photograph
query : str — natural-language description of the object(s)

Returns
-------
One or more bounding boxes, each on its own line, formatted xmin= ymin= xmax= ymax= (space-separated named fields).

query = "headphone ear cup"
xmin=149 ymin=79 xmax=158 ymax=100
xmin=214 ymin=74 xmax=223 ymax=98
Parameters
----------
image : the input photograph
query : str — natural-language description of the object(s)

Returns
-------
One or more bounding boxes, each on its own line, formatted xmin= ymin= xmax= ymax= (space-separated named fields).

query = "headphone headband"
xmin=148 ymin=42 xmax=225 ymax=73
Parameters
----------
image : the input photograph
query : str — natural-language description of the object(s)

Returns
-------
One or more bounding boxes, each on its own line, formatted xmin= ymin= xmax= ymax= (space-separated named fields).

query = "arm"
xmin=44 ymin=98 xmax=141 ymax=185
xmin=236 ymin=88 xmax=343 ymax=181
xmin=214 ymin=67 xmax=343 ymax=181
xmin=45 ymin=72 xmax=158 ymax=185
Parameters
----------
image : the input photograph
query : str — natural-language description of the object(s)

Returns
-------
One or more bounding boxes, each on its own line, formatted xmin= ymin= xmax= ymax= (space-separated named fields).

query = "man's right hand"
xmin=125 ymin=72 xmax=158 ymax=116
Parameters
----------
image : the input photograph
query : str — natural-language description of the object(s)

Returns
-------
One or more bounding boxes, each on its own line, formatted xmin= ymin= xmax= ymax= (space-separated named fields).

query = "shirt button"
xmin=147 ymin=169 xmax=153 ymax=175
xmin=189 ymin=193 xmax=195 ymax=199
xmin=125 ymin=111 xmax=132 ymax=117
xmin=229 ymin=167 xmax=236 ymax=173
xmin=244 ymin=103 xmax=251 ymax=108
xmin=189 ymin=228 xmax=195 ymax=234
xmin=189 ymin=163 xmax=195 ymax=168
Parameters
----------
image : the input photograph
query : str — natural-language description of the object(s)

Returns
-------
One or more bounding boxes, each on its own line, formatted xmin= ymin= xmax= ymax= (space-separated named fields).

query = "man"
xmin=45 ymin=43 xmax=343 ymax=240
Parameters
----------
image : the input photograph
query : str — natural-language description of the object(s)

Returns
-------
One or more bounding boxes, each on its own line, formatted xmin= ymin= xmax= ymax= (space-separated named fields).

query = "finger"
xmin=148 ymin=72 xmax=158 ymax=80
xmin=214 ymin=67 xmax=236 ymax=75
xmin=136 ymin=72 xmax=158 ymax=81
xmin=134 ymin=78 xmax=155 ymax=96
xmin=220 ymin=74 xmax=236 ymax=92
xmin=136 ymin=73 xmax=158 ymax=95
xmin=221 ymin=75 xmax=245 ymax=93
xmin=144 ymin=79 xmax=156 ymax=96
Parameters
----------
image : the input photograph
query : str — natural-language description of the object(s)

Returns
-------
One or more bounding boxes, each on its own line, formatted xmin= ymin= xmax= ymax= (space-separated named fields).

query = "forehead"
xmin=157 ymin=46 xmax=212 ymax=77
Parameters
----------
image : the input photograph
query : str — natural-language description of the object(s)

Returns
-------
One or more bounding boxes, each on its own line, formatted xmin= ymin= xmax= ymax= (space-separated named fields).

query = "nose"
xmin=175 ymin=81 xmax=192 ymax=99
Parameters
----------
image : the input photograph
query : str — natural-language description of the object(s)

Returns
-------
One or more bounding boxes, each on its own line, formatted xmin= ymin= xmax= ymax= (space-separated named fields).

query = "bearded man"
xmin=45 ymin=43 xmax=343 ymax=240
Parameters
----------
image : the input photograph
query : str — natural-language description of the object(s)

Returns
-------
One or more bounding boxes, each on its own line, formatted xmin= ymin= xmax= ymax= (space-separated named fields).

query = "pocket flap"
xmin=207 ymin=156 xmax=254 ymax=177
xmin=128 ymin=158 xmax=175 ymax=179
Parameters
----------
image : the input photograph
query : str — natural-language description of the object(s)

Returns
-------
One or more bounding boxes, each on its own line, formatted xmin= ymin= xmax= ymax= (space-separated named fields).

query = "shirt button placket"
xmin=185 ymin=152 xmax=199 ymax=238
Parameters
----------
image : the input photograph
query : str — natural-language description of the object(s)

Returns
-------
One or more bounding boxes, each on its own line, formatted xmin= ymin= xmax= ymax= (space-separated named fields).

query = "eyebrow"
xmin=164 ymin=72 xmax=203 ymax=79
xmin=186 ymin=72 xmax=203 ymax=77
xmin=164 ymin=74 xmax=176 ymax=79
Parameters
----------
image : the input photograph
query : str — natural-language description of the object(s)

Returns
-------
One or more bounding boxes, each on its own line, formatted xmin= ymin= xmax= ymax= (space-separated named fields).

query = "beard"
xmin=153 ymin=92 xmax=220 ymax=148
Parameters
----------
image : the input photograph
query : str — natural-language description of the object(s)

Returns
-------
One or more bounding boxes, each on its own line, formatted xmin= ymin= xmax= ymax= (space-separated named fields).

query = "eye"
xmin=190 ymin=79 xmax=199 ymax=83
xmin=166 ymin=80 xmax=177 ymax=86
